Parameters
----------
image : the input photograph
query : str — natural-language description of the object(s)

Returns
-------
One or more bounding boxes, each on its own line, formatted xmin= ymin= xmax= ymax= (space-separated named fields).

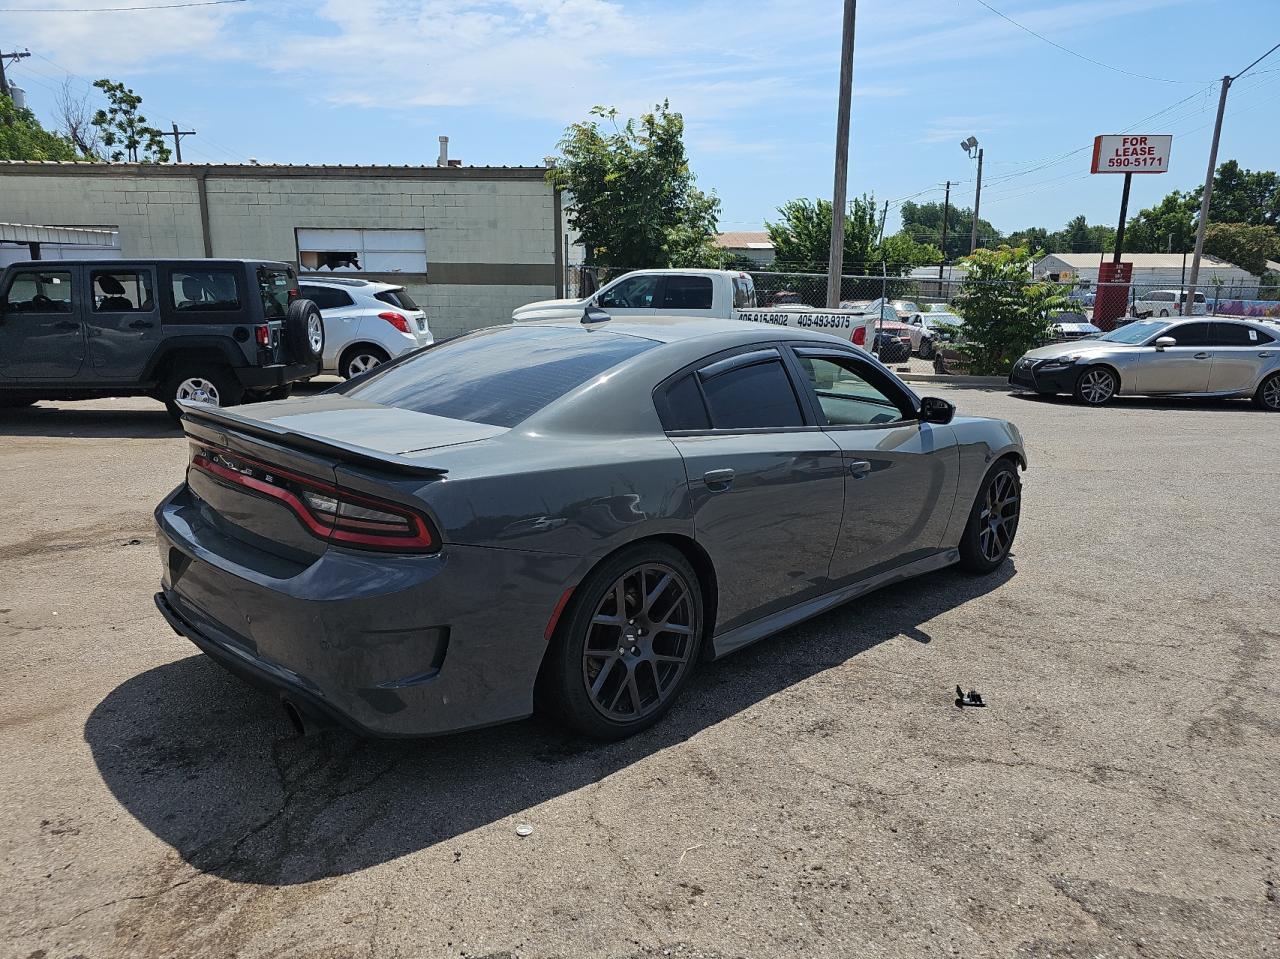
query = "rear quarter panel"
xmin=939 ymin=417 xmax=1027 ymax=548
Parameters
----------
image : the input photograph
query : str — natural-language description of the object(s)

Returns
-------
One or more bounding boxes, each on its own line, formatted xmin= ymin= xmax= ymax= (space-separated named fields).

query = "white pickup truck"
xmin=513 ymin=269 xmax=892 ymax=350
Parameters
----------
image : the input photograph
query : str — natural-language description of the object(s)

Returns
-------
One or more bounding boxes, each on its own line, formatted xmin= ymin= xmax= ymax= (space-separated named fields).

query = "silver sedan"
xmin=1010 ymin=318 xmax=1280 ymax=409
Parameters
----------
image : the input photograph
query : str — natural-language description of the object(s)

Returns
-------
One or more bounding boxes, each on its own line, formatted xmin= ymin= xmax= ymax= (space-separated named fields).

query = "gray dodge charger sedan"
xmin=1010 ymin=317 xmax=1280 ymax=408
xmin=154 ymin=316 xmax=1026 ymax=740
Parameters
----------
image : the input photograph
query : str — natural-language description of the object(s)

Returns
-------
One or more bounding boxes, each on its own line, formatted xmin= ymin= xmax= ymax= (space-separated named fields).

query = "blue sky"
xmin=7 ymin=0 xmax=1280 ymax=238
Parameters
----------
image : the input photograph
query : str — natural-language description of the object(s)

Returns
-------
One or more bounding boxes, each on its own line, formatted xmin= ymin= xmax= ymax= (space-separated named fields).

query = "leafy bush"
xmin=953 ymin=248 xmax=1068 ymax=375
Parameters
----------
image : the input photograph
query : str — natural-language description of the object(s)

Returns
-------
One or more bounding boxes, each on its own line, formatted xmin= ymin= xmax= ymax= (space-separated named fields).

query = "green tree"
xmin=1207 ymin=160 xmax=1279 ymax=227
xmin=767 ymin=196 xmax=939 ymax=274
xmin=1123 ymin=190 xmax=1198 ymax=253
xmin=898 ymin=200 xmax=1002 ymax=260
xmin=953 ymin=247 xmax=1068 ymax=375
xmin=90 ymin=79 xmax=170 ymax=163
xmin=0 ymin=93 xmax=81 ymax=161
xmin=1202 ymin=222 xmax=1279 ymax=276
xmin=548 ymin=101 xmax=718 ymax=268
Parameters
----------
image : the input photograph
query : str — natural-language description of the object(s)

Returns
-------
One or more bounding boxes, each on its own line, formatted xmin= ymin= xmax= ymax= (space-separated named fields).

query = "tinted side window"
xmin=92 ymin=269 xmax=154 ymax=312
xmin=301 ymin=286 xmax=354 ymax=310
xmin=1165 ymin=322 xmax=1208 ymax=346
xmin=375 ymin=288 xmax=419 ymax=310
xmin=661 ymin=275 xmax=713 ymax=310
xmin=732 ymin=277 xmax=755 ymax=309
xmin=1209 ymin=323 xmax=1270 ymax=346
xmin=172 ymin=270 xmax=240 ymax=312
xmin=698 ymin=357 xmax=804 ymax=429
xmin=3 ymin=270 xmax=74 ymax=312
xmin=655 ymin=373 xmax=711 ymax=431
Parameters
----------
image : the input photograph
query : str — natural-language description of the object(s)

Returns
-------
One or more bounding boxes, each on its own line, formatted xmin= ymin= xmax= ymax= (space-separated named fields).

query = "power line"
xmin=0 ymin=0 xmax=245 ymax=11
xmin=1232 ymin=40 xmax=1280 ymax=81
xmin=970 ymin=0 xmax=1205 ymax=85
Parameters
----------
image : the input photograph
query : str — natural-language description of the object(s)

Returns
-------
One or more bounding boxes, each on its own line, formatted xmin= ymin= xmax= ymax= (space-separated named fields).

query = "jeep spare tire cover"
xmin=286 ymin=299 xmax=325 ymax=364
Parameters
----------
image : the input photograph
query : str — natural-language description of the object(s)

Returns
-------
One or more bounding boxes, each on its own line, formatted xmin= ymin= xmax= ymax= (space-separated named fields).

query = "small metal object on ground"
xmin=515 ymin=824 xmax=534 ymax=837
xmin=954 ymin=686 xmax=986 ymax=708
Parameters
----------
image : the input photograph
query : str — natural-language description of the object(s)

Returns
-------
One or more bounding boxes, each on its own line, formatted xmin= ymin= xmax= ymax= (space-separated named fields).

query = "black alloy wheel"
xmin=582 ymin=562 xmax=698 ymax=724
xmin=541 ymin=543 xmax=704 ymax=739
xmin=959 ymin=461 xmax=1021 ymax=573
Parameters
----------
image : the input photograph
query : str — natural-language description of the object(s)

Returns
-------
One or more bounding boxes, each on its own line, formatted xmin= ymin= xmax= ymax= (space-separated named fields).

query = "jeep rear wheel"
xmin=163 ymin=363 xmax=244 ymax=420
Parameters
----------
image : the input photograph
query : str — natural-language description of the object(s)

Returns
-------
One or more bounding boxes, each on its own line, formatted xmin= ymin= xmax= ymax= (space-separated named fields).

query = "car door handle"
xmin=54 ymin=321 xmax=79 ymax=332
xmin=847 ymin=459 xmax=872 ymax=478
xmin=1260 ymin=351 xmax=1275 ymax=358
xmin=128 ymin=319 xmax=154 ymax=330
xmin=1194 ymin=352 xmax=1211 ymax=359
xmin=702 ymin=468 xmax=735 ymax=491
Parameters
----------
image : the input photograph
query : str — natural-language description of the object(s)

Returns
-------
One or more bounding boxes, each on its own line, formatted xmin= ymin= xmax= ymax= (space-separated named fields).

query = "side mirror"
xmin=919 ymin=396 xmax=955 ymax=425
xmin=1154 ymin=336 xmax=1176 ymax=350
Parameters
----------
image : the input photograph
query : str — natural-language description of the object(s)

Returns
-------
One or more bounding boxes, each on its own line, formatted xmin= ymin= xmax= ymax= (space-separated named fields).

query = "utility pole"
xmin=0 ymin=47 xmax=31 ymax=123
xmin=825 ymin=0 xmax=857 ymax=309
xmin=162 ymin=121 xmax=197 ymax=163
xmin=1183 ymin=75 xmax=1231 ymax=315
xmin=969 ymin=148 xmax=984 ymax=253
xmin=938 ymin=180 xmax=951 ymax=285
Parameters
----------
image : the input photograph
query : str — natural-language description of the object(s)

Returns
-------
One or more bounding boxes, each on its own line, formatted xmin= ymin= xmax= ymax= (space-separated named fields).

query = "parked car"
xmin=1049 ymin=312 xmax=1102 ymax=340
xmin=873 ymin=321 xmax=915 ymax=364
xmin=154 ymin=315 xmax=1027 ymax=740
xmin=298 ymin=277 xmax=433 ymax=379
xmin=515 ymin=270 xmax=881 ymax=351
xmin=1131 ymin=289 xmax=1208 ymax=318
xmin=0 ymin=259 xmax=322 ymax=417
xmin=1009 ymin=317 xmax=1280 ymax=408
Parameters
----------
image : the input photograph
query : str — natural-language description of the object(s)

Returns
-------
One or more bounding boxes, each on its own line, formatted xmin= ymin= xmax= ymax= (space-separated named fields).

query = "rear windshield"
xmin=340 ymin=325 xmax=656 ymax=427
xmin=375 ymin=288 xmax=419 ymax=310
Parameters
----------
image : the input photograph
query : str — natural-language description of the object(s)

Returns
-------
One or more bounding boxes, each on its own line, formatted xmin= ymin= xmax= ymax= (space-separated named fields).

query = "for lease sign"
xmin=1091 ymin=134 xmax=1172 ymax=173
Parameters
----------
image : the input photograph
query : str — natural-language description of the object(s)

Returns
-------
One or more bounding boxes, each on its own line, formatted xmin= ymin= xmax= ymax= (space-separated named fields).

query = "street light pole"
xmin=825 ymin=0 xmax=857 ymax=309
xmin=1183 ymin=74 xmax=1231 ymax=315
xmin=969 ymin=147 xmax=984 ymax=253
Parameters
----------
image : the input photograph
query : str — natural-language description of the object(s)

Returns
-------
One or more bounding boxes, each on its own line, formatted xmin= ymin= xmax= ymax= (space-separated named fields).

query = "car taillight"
xmin=288 ymin=288 xmax=299 ymax=300
xmin=255 ymin=325 xmax=270 ymax=347
xmin=852 ymin=326 xmax=866 ymax=346
xmin=378 ymin=311 xmax=411 ymax=333
xmin=189 ymin=445 xmax=437 ymax=553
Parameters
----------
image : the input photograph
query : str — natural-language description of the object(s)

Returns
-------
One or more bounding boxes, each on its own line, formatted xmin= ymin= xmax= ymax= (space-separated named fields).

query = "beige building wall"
xmin=0 ymin=162 xmax=560 ymax=339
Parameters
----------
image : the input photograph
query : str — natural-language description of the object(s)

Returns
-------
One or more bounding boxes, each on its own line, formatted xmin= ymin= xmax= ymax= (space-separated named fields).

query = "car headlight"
xmin=1037 ymin=355 xmax=1081 ymax=370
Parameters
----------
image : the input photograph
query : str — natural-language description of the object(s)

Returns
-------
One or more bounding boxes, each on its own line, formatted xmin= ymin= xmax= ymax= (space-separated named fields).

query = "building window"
xmin=296 ymin=228 xmax=427 ymax=274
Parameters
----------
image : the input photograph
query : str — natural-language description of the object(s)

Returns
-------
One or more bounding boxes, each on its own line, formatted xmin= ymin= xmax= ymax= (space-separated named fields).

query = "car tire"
xmin=286 ymin=299 xmax=325 ymax=365
xmin=1255 ymin=372 xmax=1280 ymax=411
xmin=541 ymin=542 xmax=705 ymax=740
xmin=163 ymin=362 xmax=245 ymax=420
xmin=339 ymin=344 xmax=391 ymax=380
xmin=919 ymin=338 xmax=935 ymax=360
xmin=958 ymin=460 xmax=1021 ymax=574
xmin=1073 ymin=365 xmax=1118 ymax=406
xmin=1159 ymin=309 xmax=1169 ymax=318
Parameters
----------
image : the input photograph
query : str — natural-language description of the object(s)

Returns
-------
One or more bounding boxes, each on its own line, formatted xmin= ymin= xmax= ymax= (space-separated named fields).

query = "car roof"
xmin=6 ymin=258 xmax=290 ymax=268
xmin=299 ymin=276 xmax=400 ymax=291
xmin=525 ymin=314 xmax=866 ymax=348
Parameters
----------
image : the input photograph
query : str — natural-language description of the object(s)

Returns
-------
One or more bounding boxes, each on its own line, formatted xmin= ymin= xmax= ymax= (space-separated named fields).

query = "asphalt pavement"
xmin=1 ymin=384 xmax=1276 ymax=959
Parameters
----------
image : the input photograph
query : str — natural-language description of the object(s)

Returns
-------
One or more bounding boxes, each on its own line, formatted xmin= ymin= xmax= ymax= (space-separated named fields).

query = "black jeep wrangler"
xmin=0 ymin=259 xmax=323 ymax=418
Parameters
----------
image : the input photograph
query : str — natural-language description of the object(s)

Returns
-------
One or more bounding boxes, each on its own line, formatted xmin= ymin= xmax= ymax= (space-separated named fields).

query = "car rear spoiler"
xmin=178 ymin=402 xmax=449 ymax=478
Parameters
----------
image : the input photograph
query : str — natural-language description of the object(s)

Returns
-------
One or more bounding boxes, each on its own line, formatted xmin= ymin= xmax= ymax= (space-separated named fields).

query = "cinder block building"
xmin=0 ymin=160 xmax=565 ymax=339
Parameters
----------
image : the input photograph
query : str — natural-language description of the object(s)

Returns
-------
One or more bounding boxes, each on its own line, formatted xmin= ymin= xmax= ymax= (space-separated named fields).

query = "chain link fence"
xmin=564 ymin=264 xmax=1280 ymax=376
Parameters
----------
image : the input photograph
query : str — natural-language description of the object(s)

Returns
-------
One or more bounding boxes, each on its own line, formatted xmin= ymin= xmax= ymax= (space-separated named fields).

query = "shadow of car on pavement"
xmin=84 ymin=562 xmax=1015 ymax=887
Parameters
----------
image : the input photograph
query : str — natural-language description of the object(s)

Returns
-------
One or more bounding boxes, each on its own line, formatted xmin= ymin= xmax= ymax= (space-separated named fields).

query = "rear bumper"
xmin=153 ymin=484 xmax=580 ymax=737
xmin=234 ymin=359 xmax=322 ymax=390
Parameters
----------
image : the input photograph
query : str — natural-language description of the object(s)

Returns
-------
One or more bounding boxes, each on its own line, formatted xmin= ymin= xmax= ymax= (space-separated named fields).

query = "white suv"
xmin=1132 ymin=289 xmax=1208 ymax=318
xmin=297 ymin=277 xmax=433 ymax=379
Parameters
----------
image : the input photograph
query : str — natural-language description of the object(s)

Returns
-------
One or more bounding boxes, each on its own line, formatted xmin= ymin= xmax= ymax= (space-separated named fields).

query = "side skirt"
xmin=710 ymin=548 xmax=961 ymax=659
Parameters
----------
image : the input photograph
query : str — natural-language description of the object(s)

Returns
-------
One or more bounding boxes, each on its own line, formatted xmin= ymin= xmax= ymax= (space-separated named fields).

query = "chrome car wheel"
xmin=978 ymin=470 xmax=1020 ymax=564
xmin=1077 ymin=368 xmax=1116 ymax=405
xmin=347 ymin=353 xmax=382 ymax=378
xmin=175 ymin=377 xmax=221 ymax=406
xmin=582 ymin=563 xmax=697 ymax=722
xmin=307 ymin=315 xmax=324 ymax=354
xmin=1261 ymin=374 xmax=1280 ymax=411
